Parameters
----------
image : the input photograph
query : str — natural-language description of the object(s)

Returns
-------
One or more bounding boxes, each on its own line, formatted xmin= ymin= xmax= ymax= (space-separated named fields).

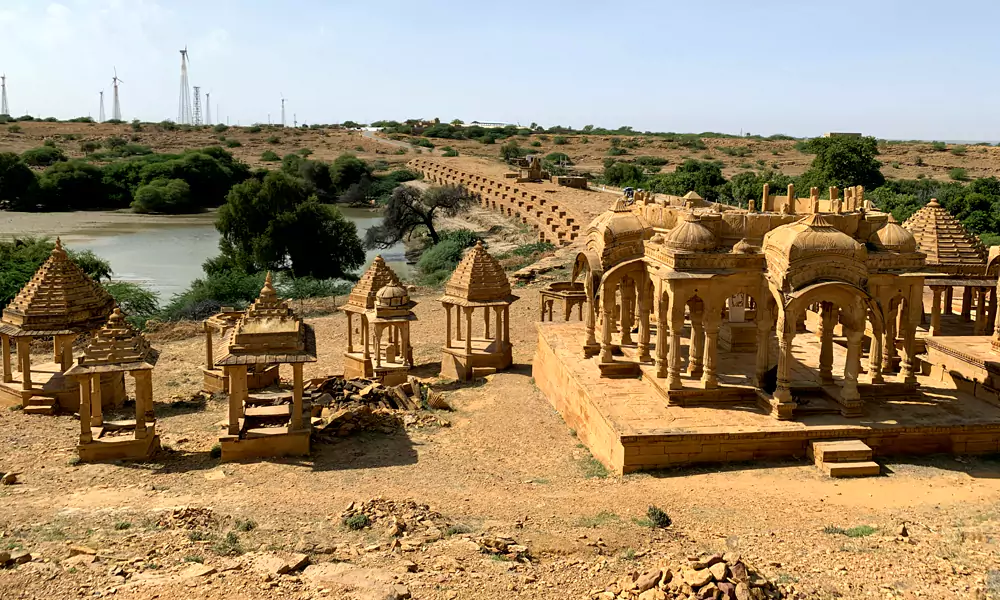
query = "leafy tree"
xmin=215 ymin=171 xmax=365 ymax=279
xmin=80 ymin=140 xmax=101 ymax=154
xmin=501 ymin=141 xmax=525 ymax=162
xmin=604 ymin=162 xmax=645 ymax=187
xmin=647 ymin=160 xmax=727 ymax=201
xmin=797 ymin=136 xmax=885 ymax=191
xmin=725 ymin=170 xmax=794 ymax=206
xmin=0 ymin=153 xmax=39 ymax=210
xmin=328 ymin=153 xmax=371 ymax=195
xmin=131 ymin=178 xmax=193 ymax=213
xmin=450 ymin=119 xmax=463 ymax=126
xmin=365 ymin=184 xmax=472 ymax=249
xmin=38 ymin=161 xmax=108 ymax=210
xmin=21 ymin=146 xmax=67 ymax=167
xmin=0 ymin=238 xmax=112 ymax=306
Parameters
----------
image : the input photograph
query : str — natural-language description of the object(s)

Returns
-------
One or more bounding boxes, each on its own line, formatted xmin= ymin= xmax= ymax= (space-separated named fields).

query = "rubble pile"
xmin=339 ymin=497 xmax=458 ymax=550
xmin=311 ymin=377 xmax=451 ymax=438
xmin=593 ymin=552 xmax=800 ymax=600
xmin=156 ymin=507 xmax=216 ymax=530
xmin=475 ymin=533 xmax=531 ymax=562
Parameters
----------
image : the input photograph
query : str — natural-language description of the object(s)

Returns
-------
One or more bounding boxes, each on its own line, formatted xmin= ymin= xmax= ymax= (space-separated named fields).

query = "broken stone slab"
xmin=683 ymin=568 xmax=713 ymax=588
xmin=243 ymin=552 xmax=310 ymax=576
xmin=68 ymin=545 xmax=98 ymax=557
xmin=62 ymin=554 xmax=98 ymax=570
xmin=301 ymin=562 xmax=410 ymax=599
xmin=181 ymin=564 xmax=217 ymax=579
xmin=11 ymin=551 xmax=32 ymax=565
xmin=709 ymin=560 xmax=728 ymax=582
xmin=634 ymin=568 xmax=661 ymax=592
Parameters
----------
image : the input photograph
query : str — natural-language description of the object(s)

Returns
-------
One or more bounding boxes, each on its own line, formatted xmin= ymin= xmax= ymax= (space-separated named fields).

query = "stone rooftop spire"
xmin=1 ymin=237 xmax=115 ymax=334
xmin=76 ymin=307 xmax=156 ymax=368
xmin=902 ymin=198 xmax=986 ymax=269
xmin=444 ymin=241 xmax=513 ymax=303
xmin=346 ymin=256 xmax=402 ymax=310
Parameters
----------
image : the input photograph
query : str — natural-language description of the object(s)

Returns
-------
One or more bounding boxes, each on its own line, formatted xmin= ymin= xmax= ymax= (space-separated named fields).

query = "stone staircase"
xmin=808 ymin=439 xmax=880 ymax=478
xmin=23 ymin=395 xmax=58 ymax=416
xmin=240 ymin=391 xmax=309 ymax=437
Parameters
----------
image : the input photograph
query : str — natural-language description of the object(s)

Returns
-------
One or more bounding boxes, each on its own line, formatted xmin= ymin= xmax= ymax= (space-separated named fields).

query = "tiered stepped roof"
xmin=65 ymin=308 xmax=157 ymax=374
xmin=344 ymin=256 xmax=401 ymax=311
xmin=216 ymin=273 xmax=316 ymax=366
xmin=902 ymin=199 xmax=986 ymax=272
xmin=441 ymin=242 xmax=517 ymax=306
xmin=1 ymin=238 xmax=115 ymax=336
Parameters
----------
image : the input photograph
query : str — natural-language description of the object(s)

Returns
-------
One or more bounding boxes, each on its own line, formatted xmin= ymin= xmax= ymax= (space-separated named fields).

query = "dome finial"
xmin=52 ymin=237 xmax=67 ymax=259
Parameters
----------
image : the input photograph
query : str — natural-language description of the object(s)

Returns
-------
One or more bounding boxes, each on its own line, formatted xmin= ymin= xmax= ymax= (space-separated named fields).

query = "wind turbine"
xmin=111 ymin=68 xmax=123 ymax=121
xmin=99 ymin=90 xmax=105 ymax=123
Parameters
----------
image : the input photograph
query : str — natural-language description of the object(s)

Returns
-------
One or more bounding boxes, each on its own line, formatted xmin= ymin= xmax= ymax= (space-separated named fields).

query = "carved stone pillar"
xmin=943 ymin=286 xmax=953 ymax=315
xmin=869 ymin=325 xmax=884 ymax=384
xmin=754 ymin=317 xmax=770 ymax=388
xmin=655 ymin=282 xmax=668 ymax=378
xmin=443 ymin=306 xmax=451 ymax=350
xmin=583 ymin=277 xmax=599 ymax=357
xmin=667 ymin=315 xmax=684 ymax=390
xmin=882 ymin=301 xmax=897 ymax=373
xmin=688 ymin=310 xmax=705 ymax=378
xmin=771 ymin=329 xmax=796 ymax=420
xmin=975 ymin=287 xmax=988 ymax=335
xmin=464 ymin=308 xmax=473 ymax=356
xmin=1 ymin=334 xmax=11 ymax=384
xmin=702 ymin=319 xmax=720 ymax=389
xmin=901 ymin=286 xmax=921 ymax=384
xmin=961 ymin=286 xmax=973 ymax=321
xmin=78 ymin=376 xmax=92 ymax=444
xmin=636 ymin=278 xmax=651 ymax=363
xmin=291 ymin=363 xmax=304 ymax=431
xmin=929 ymin=286 xmax=944 ymax=336
xmin=620 ymin=278 xmax=634 ymax=346
xmin=205 ymin=323 xmax=215 ymax=369
xmin=841 ymin=328 xmax=863 ymax=414
xmin=600 ymin=292 xmax=614 ymax=363
xmin=818 ymin=303 xmax=835 ymax=385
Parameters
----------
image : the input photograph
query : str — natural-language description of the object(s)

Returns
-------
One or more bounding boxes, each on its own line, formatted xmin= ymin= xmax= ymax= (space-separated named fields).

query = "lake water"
xmin=59 ymin=207 xmax=410 ymax=300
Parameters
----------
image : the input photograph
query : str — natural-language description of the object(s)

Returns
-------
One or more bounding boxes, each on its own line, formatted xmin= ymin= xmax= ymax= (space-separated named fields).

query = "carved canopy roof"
xmin=216 ymin=274 xmax=316 ymax=366
xmin=0 ymin=238 xmax=115 ymax=336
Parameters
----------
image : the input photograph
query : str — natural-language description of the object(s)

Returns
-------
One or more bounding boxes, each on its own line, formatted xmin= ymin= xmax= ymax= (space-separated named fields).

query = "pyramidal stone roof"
xmin=1 ymin=238 xmax=115 ymax=335
xmin=66 ymin=307 xmax=157 ymax=374
xmin=902 ymin=198 xmax=986 ymax=268
xmin=345 ymin=256 xmax=401 ymax=311
xmin=442 ymin=242 xmax=516 ymax=305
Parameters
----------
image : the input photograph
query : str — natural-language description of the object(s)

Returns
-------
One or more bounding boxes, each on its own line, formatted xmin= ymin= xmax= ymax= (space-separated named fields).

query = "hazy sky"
xmin=1 ymin=0 xmax=997 ymax=140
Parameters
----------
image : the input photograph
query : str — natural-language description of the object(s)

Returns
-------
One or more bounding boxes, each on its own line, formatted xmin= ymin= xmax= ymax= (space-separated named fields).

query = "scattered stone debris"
xmin=594 ymin=552 xmax=802 ymax=600
xmin=312 ymin=377 xmax=451 ymax=438
xmin=243 ymin=551 xmax=310 ymax=577
xmin=1 ymin=550 xmax=32 ymax=569
xmin=0 ymin=471 xmax=18 ymax=485
xmin=156 ymin=507 xmax=216 ymax=530
xmin=339 ymin=497 xmax=453 ymax=545
xmin=475 ymin=534 xmax=531 ymax=562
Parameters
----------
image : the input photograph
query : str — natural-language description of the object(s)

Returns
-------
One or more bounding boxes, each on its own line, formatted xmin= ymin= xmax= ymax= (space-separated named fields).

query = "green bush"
xmin=930 ymin=141 xmax=947 ymax=151
xmin=260 ymin=150 xmax=280 ymax=162
xmin=21 ymin=146 xmax=67 ymax=167
xmin=604 ymin=162 xmax=644 ymax=187
xmin=951 ymin=145 xmax=967 ymax=156
xmin=413 ymin=138 xmax=435 ymax=149
xmin=634 ymin=156 xmax=668 ymax=167
xmin=553 ymin=136 xmax=568 ymax=145
xmin=530 ymin=141 xmax=542 ymax=148
xmin=950 ymin=168 xmax=969 ymax=181
xmin=343 ymin=514 xmax=370 ymax=530
xmin=247 ymin=125 xmax=262 ymax=133
xmin=131 ymin=178 xmax=194 ymax=213
xmin=79 ymin=140 xmax=101 ymax=154
xmin=646 ymin=505 xmax=672 ymax=528
xmin=0 ymin=153 xmax=39 ymax=209
xmin=159 ymin=270 xmax=267 ymax=321
xmin=102 ymin=281 xmax=159 ymax=326
xmin=266 ymin=135 xmax=280 ymax=144
xmin=442 ymin=146 xmax=459 ymax=157
xmin=417 ymin=238 xmax=469 ymax=284
xmin=213 ymin=124 xmax=229 ymax=134
xmin=225 ymin=140 xmax=241 ymax=148
xmin=607 ymin=147 xmax=627 ymax=156
xmin=8 ymin=124 xmax=22 ymax=133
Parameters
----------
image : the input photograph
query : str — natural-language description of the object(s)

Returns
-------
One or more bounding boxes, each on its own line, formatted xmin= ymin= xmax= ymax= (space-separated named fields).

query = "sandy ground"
xmin=1 ymin=283 xmax=999 ymax=600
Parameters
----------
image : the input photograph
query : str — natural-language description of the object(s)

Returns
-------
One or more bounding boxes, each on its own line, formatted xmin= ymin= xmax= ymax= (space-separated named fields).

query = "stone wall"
xmin=408 ymin=159 xmax=580 ymax=245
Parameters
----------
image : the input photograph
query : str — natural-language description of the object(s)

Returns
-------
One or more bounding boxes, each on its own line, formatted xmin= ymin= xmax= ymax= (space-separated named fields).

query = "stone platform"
xmin=533 ymin=322 xmax=1000 ymax=474
xmin=0 ymin=362 xmax=125 ymax=412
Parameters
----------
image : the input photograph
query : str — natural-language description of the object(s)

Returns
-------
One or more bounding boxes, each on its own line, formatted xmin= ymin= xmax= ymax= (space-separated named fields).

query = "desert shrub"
xmin=131 ymin=178 xmax=193 ymax=214
xmin=343 ymin=514 xmax=370 ymax=530
xmin=266 ymin=135 xmax=280 ymax=144
xmin=822 ymin=525 xmax=876 ymax=538
xmin=297 ymin=148 xmax=313 ymax=157
xmin=442 ymin=146 xmax=459 ymax=157
xmin=0 ymin=153 xmax=39 ymax=210
xmin=634 ymin=156 xmax=669 ymax=167
xmin=277 ymin=276 xmax=351 ymax=299
xmin=38 ymin=161 xmax=108 ymax=210
xmin=530 ymin=141 xmax=541 ymax=148
xmin=914 ymin=156 xmax=924 ymax=167
xmin=103 ymin=135 xmax=127 ymax=150
xmin=131 ymin=119 xmax=143 ymax=131
xmin=260 ymin=150 xmax=280 ymax=162
xmin=930 ymin=141 xmax=947 ymax=151
xmin=79 ymin=140 xmax=101 ymax=154
xmin=43 ymin=139 xmax=57 ymax=148
xmin=209 ymin=444 xmax=222 ymax=458
xmin=159 ymin=270 xmax=267 ymax=321
xmin=213 ymin=124 xmax=229 ymax=134
xmin=950 ymin=168 xmax=969 ymax=181
xmin=413 ymin=138 xmax=434 ymax=149
xmin=553 ymin=136 xmax=568 ymax=145
xmin=607 ymin=147 xmax=628 ymax=156
xmin=501 ymin=141 xmax=529 ymax=162
xmin=646 ymin=506 xmax=672 ymax=528
xmin=719 ymin=145 xmax=751 ymax=157
xmin=159 ymin=120 xmax=178 ymax=131
xmin=21 ymin=146 xmax=67 ymax=167
xmin=416 ymin=238 xmax=470 ymax=284
xmin=544 ymin=152 xmax=572 ymax=165
xmin=225 ymin=140 xmax=241 ymax=148
xmin=247 ymin=125 xmax=262 ymax=133
xmin=8 ymin=124 xmax=22 ymax=133
xmin=951 ymin=145 xmax=967 ymax=156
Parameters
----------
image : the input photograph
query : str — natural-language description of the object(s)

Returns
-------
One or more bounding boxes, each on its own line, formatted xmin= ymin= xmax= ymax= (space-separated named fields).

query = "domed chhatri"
xmin=341 ymin=258 xmax=416 ymax=385
xmin=439 ymin=242 xmax=519 ymax=381
xmin=663 ymin=212 xmax=717 ymax=252
xmin=870 ymin=216 xmax=917 ymax=253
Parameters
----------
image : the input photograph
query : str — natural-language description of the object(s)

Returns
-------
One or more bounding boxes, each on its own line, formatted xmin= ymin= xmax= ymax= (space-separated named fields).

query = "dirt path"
xmin=1 ymin=285 xmax=999 ymax=599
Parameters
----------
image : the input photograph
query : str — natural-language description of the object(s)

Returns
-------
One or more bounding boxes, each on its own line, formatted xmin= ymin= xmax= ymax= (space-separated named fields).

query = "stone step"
xmin=23 ymin=404 xmax=56 ymax=416
xmin=246 ymin=391 xmax=293 ymax=407
xmin=25 ymin=395 xmax=58 ymax=407
xmin=822 ymin=460 xmax=881 ymax=478
xmin=470 ymin=367 xmax=496 ymax=378
xmin=809 ymin=439 xmax=873 ymax=464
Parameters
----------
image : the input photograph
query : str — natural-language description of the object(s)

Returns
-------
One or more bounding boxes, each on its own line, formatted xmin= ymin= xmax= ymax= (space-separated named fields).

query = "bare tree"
xmin=364 ymin=184 xmax=472 ymax=249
